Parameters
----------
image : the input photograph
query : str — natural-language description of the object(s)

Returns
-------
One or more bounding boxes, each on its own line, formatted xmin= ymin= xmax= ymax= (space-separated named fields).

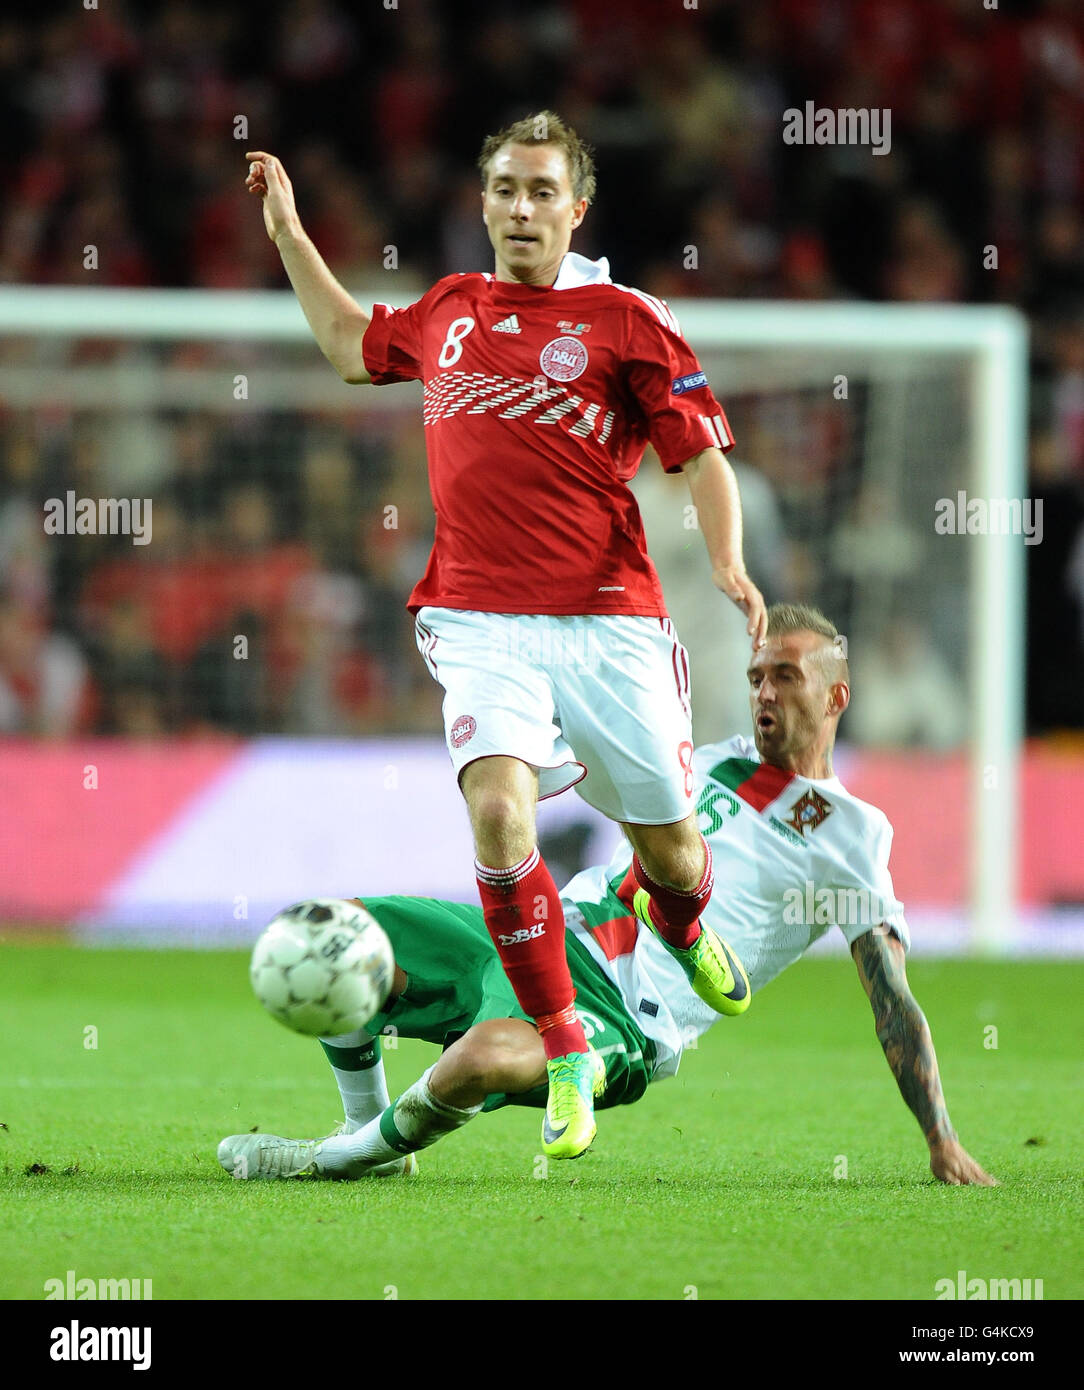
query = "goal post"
xmin=674 ymin=300 xmax=1029 ymax=956
xmin=0 ymin=288 xmax=1028 ymax=950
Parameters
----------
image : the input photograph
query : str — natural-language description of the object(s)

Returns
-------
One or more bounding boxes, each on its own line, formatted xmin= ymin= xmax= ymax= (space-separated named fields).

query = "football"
xmin=250 ymin=898 xmax=394 ymax=1036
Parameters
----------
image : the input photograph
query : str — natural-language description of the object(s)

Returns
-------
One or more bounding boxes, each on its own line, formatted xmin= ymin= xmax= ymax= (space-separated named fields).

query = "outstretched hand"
xmin=712 ymin=566 xmax=767 ymax=650
xmin=245 ymin=151 xmax=300 ymax=244
xmin=929 ymin=1138 xmax=999 ymax=1186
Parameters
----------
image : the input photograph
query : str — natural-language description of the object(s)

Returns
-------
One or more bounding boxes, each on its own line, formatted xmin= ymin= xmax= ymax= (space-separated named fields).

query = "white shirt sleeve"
xmin=829 ymin=811 xmax=910 ymax=952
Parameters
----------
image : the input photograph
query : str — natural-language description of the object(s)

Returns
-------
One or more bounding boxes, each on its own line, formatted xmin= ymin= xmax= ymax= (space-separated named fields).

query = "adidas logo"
xmin=491 ymin=314 xmax=521 ymax=334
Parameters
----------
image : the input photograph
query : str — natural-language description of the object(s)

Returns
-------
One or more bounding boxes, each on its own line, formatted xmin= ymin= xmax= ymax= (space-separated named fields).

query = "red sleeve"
xmin=362 ymin=298 xmax=427 ymax=384
xmin=623 ymin=307 xmax=735 ymax=472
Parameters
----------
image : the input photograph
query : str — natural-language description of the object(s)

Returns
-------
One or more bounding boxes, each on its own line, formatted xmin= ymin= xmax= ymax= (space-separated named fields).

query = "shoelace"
xmin=254 ymin=1135 xmax=321 ymax=1178
xmin=547 ymin=1057 xmax=590 ymax=1124
xmin=691 ymin=931 xmax=725 ymax=974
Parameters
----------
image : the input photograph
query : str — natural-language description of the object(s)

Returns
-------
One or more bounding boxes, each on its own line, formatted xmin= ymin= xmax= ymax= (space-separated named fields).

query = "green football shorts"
xmin=359 ymin=894 xmax=656 ymax=1112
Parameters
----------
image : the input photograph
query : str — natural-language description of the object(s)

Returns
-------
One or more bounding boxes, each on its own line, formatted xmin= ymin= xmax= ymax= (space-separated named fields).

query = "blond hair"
xmin=478 ymin=110 xmax=597 ymax=204
xmin=766 ymin=603 xmax=850 ymax=687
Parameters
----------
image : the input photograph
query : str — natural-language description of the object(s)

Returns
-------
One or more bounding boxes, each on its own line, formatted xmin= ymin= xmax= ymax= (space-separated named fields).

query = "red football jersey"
xmin=361 ymin=256 xmax=734 ymax=616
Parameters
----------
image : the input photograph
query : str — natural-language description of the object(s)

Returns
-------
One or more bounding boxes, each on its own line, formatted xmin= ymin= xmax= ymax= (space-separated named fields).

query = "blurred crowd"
xmin=0 ymin=0 xmax=1082 ymax=739
xmin=0 ymin=402 xmax=442 ymax=735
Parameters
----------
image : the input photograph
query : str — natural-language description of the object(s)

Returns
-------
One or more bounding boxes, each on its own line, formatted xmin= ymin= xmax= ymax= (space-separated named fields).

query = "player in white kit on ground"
xmin=219 ymin=604 xmax=996 ymax=1186
xmin=245 ymin=110 xmax=766 ymax=1160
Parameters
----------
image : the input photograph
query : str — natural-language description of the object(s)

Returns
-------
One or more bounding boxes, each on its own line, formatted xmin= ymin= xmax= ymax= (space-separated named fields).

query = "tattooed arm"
xmin=851 ymin=928 xmax=997 ymax=1186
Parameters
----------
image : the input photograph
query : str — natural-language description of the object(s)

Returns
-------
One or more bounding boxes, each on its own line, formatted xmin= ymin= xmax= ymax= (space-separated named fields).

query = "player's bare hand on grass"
xmin=713 ymin=567 xmax=767 ymax=649
xmin=245 ymin=151 xmax=300 ymax=244
xmin=929 ymin=1138 xmax=999 ymax=1186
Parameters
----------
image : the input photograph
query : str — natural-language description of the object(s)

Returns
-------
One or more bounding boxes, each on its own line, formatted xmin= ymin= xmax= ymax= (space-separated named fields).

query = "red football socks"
xmin=475 ymin=848 xmax=588 ymax=1060
xmin=630 ymin=840 xmax=714 ymax=951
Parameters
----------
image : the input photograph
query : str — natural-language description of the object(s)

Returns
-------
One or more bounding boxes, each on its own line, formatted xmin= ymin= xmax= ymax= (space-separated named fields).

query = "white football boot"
xmin=217 ymin=1125 xmax=418 ymax=1180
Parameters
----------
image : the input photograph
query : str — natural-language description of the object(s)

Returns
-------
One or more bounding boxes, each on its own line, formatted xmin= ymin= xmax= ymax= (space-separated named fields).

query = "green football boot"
xmin=632 ymin=889 xmax=751 ymax=1016
xmin=541 ymin=1047 xmax=607 ymax=1160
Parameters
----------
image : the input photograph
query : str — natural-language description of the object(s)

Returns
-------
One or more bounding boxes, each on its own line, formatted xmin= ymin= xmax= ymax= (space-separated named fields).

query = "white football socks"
xmin=315 ymin=1066 xmax=481 ymax=1178
xmin=318 ymin=1028 xmax=391 ymax=1131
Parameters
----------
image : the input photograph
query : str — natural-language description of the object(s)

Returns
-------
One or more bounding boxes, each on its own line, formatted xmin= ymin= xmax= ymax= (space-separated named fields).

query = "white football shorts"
xmin=414 ymin=607 xmax=696 ymax=824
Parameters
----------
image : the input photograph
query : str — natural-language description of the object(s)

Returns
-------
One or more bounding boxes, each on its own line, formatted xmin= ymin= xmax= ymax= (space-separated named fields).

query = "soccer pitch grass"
xmin=1 ymin=944 xmax=1080 ymax=1302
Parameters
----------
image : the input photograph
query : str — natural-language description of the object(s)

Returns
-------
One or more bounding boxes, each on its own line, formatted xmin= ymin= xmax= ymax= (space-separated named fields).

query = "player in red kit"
xmin=246 ymin=111 xmax=766 ymax=1159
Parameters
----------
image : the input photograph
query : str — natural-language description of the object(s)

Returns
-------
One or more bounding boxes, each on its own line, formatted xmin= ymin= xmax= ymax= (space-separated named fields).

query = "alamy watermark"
xmin=783 ymin=881 xmax=903 ymax=928
xmin=490 ymin=619 xmax=605 ymax=670
xmin=934 ymin=492 xmax=1042 ymax=546
xmin=43 ymin=492 xmax=152 ymax=546
xmin=44 ymin=1269 xmax=153 ymax=1300
xmin=49 ymin=1321 xmax=151 ymax=1371
xmin=935 ymin=1269 xmax=1044 ymax=1301
xmin=783 ymin=102 xmax=891 ymax=156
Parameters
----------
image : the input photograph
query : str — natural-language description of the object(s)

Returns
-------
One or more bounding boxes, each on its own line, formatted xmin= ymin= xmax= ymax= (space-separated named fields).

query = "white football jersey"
xmin=560 ymin=735 xmax=909 ymax=1080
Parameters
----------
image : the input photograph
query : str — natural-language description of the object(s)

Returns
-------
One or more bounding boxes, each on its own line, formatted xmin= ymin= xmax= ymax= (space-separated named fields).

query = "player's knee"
xmin=635 ymin=823 xmax=707 ymax=890
xmin=466 ymin=789 xmax=534 ymax=856
xmin=454 ymin=1021 xmax=538 ymax=1091
xmin=453 ymin=1035 xmax=509 ymax=1089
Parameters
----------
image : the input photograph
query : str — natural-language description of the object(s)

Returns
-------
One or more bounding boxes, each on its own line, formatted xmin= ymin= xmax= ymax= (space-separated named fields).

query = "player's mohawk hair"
xmin=478 ymin=110 xmax=597 ymax=205
xmin=766 ymin=603 xmax=850 ymax=686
